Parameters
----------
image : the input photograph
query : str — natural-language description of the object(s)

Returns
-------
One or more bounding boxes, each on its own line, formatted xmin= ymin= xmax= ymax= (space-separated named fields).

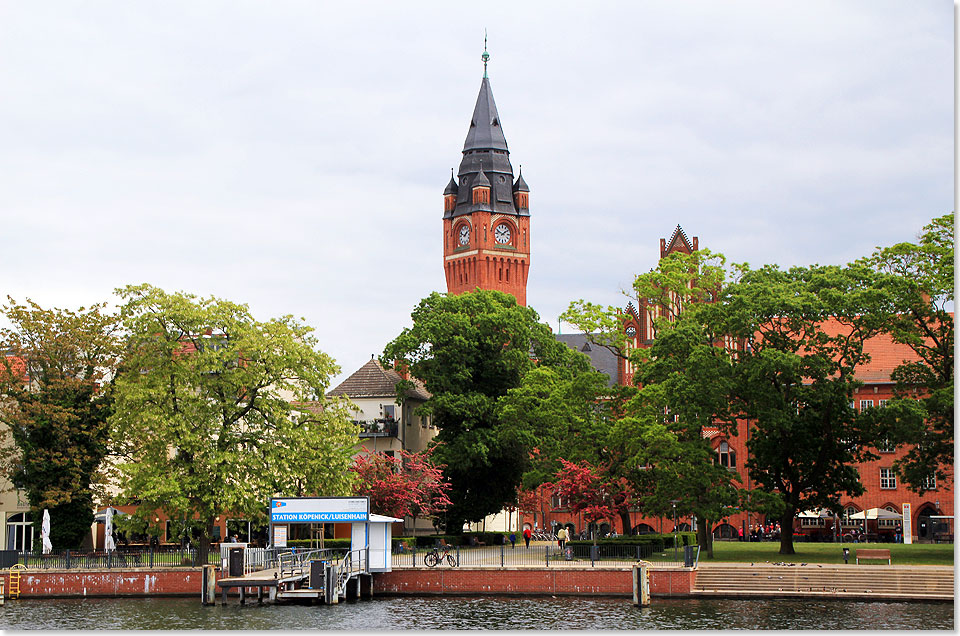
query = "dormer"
xmin=472 ymin=167 xmax=491 ymax=205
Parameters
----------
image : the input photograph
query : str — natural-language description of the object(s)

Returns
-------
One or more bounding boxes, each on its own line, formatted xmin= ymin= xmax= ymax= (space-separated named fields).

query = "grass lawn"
xmin=701 ymin=540 xmax=954 ymax=566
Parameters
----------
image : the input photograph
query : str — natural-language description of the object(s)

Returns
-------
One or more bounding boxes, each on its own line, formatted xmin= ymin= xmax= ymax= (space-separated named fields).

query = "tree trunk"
xmin=696 ymin=513 xmax=713 ymax=558
xmin=779 ymin=507 xmax=796 ymax=555
xmin=619 ymin=510 xmax=632 ymax=536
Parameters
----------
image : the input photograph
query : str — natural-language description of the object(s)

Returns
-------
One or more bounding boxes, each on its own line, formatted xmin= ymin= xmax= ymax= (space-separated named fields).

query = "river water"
xmin=0 ymin=596 xmax=953 ymax=630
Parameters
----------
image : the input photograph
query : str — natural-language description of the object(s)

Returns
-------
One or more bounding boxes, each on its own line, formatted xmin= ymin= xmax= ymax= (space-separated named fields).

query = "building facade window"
xmin=859 ymin=399 xmax=874 ymax=411
xmin=879 ymin=506 xmax=900 ymax=528
xmin=5 ymin=512 xmax=33 ymax=551
xmin=878 ymin=438 xmax=895 ymax=453
xmin=921 ymin=474 xmax=937 ymax=491
xmin=717 ymin=441 xmax=736 ymax=468
xmin=880 ymin=468 xmax=897 ymax=489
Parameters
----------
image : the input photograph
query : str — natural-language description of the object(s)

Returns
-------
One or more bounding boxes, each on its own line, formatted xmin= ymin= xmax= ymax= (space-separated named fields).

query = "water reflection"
xmin=0 ymin=596 xmax=952 ymax=630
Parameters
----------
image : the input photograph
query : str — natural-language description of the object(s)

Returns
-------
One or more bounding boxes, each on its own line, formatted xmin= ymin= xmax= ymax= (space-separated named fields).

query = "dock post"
xmin=239 ymin=586 xmax=246 ymax=605
xmin=359 ymin=574 xmax=373 ymax=600
xmin=201 ymin=565 xmax=216 ymax=605
xmin=257 ymin=586 xmax=263 ymax=604
xmin=1 ymin=579 xmax=5 ymax=606
xmin=633 ymin=562 xmax=650 ymax=606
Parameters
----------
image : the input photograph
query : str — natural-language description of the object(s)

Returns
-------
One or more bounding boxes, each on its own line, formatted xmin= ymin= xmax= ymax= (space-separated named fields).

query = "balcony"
xmin=357 ymin=418 xmax=399 ymax=438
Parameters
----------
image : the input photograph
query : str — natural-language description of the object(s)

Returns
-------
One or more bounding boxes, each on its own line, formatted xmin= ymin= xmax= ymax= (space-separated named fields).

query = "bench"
xmin=856 ymin=548 xmax=891 ymax=564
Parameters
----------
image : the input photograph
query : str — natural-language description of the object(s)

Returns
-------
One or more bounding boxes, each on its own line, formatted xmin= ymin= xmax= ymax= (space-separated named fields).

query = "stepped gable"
xmin=661 ymin=224 xmax=698 ymax=257
xmin=327 ymin=358 xmax=431 ymax=401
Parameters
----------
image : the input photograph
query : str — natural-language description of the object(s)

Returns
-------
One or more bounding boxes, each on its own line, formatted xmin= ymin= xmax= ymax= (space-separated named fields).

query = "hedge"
xmin=566 ymin=532 xmax=697 ymax=550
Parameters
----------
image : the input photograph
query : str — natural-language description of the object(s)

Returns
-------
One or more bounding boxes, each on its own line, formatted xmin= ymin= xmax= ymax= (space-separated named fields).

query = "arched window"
xmin=713 ymin=523 xmax=737 ymax=539
xmin=633 ymin=523 xmax=655 ymax=535
xmin=6 ymin=512 xmax=33 ymax=551
xmin=879 ymin=505 xmax=901 ymax=528
xmin=717 ymin=441 xmax=736 ymax=468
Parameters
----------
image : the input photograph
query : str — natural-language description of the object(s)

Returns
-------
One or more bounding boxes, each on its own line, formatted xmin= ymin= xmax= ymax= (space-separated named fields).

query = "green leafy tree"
xmin=0 ymin=298 xmax=121 ymax=549
xmin=109 ymin=284 xmax=357 ymax=562
xmin=720 ymin=263 xmax=890 ymax=554
xmin=564 ymin=249 xmax=741 ymax=553
xmin=382 ymin=289 xmax=594 ymax=533
xmin=862 ymin=212 xmax=954 ymax=490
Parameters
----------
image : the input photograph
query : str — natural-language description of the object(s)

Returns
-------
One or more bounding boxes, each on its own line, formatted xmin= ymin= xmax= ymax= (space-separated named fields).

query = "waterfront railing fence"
xmin=392 ymin=543 xmax=700 ymax=568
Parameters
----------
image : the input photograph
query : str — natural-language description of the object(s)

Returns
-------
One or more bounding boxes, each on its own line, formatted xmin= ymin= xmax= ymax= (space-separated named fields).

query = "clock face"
xmin=494 ymin=223 xmax=511 ymax=244
xmin=458 ymin=225 xmax=470 ymax=246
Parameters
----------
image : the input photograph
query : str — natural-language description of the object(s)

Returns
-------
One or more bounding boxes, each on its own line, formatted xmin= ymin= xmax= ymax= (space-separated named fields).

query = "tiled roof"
xmin=327 ymin=358 xmax=431 ymax=401
xmin=555 ymin=334 xmax=619 ymax=387
xmin=814 ymin=317 xmax=938 ymax=384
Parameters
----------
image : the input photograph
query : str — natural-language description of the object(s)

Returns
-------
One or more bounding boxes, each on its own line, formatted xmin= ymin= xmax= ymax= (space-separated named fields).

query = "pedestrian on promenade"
xmin=557 ymin=527 xmax=567 ymax=550
xmin=738 ymin=526 xmax=744 ymax=542
xmin=894 ymin=523 xmax=903 ymax=544
xmin=523 ymin=527 xmax=532 ymax=548
xmin=509 ymin=532 xmax=516 ymax=548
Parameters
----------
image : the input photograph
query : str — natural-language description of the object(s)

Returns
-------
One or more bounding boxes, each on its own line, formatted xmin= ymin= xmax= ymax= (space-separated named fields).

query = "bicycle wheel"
xmin=445 ymin=553 xmax=457 ymax=567
xmin=424 ymin=552 xmax=439 ymax=567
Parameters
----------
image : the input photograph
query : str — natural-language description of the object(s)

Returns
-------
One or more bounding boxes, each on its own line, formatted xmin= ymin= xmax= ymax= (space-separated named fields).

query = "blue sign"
xmin=270 ymin=497 xmax=369 ymax=523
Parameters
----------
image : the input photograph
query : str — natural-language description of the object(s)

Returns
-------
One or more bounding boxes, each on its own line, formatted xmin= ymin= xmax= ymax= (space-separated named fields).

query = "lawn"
xmin=702 ymin=540 xmax=954 ymax=566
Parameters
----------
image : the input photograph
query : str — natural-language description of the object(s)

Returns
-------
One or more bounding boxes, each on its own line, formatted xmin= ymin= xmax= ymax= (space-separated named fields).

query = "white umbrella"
xmin=849 ymin=508 xmax=901 ymax=520
xmin=797 ymin=509 xmax=833 ymax=518
xmin=104 ymin=507 xmax=116 ymax=552
xmin=41 ymin=509 xmax=52 ymax=555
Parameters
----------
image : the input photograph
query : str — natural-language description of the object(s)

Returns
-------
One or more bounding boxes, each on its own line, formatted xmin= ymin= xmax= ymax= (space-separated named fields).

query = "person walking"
xmin=523 ymin=527 xmax=532 ymax=548
xmin=509 ymin=532 xmax=516 ymax=549
xmin=738 ymin=526 xmax=744 ymax=542
xmin=557 ymin=526 xmax=567 ymax=550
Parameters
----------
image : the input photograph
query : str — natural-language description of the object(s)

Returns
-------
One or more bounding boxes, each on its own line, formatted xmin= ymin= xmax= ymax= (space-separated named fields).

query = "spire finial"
xmin=482 ymin=30 xmax=490 ymax=79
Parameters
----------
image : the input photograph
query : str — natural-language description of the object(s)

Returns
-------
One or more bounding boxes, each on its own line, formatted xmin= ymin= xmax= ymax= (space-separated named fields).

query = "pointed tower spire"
xmin=482 ymin=31 xmax=490 ymax=79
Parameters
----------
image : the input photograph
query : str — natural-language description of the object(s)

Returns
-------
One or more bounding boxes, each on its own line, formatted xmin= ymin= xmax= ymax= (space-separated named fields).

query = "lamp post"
xmin=670 ymin=500 xmax=679 ymax=561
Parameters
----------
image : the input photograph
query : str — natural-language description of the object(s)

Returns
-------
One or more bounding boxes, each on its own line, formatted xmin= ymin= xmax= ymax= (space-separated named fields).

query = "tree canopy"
xmin=382 ymin=289 xmax=600 ymax=533
xmin=862 ymin=212 xmax=954 ymax=490
xmin=109 ymin=284 xmax=357 ymax=557
xmin=0 ymin=298 xmax=121 ymax=549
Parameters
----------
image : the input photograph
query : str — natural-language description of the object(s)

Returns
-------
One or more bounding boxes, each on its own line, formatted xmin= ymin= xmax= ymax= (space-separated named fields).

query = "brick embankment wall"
xmin=374 ymin=568 xmax=695 ymax=598
xmin=11 ymin=569 xmax=216 ymax=598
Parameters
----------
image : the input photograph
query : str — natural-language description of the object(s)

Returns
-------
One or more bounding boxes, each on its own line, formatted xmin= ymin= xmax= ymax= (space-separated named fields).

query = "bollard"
xmin=66 ymin=550 xmax=71 ymax=570
xmin=500 ymin=542 xmax=504 ymax=568
xmin=201 ymin=564 xmax=216 ymax=605
xmin=633 ymin=562 xmax=651 ymax=606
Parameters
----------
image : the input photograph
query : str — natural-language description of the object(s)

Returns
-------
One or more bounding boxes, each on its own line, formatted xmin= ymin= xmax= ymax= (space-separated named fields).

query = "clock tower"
xmin=443 ymin=46 xmax=530 ymax=306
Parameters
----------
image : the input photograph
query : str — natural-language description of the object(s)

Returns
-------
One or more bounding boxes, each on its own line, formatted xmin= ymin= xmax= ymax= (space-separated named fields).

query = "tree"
xmin=553 ymin=458 xmax=634 ymax=545
xmin=109 ymin=284 xmax=357 ymax=562
xmin=863 ymin=212 xmax=954 ymax=490
xmin=563 ymin=249 xmax=741 ymax=554
xmin=719 ymin=263 xmax=890 ymax=554
xmin=382 ymin=289 xmax=594 ymax=533
xmin=0 ymin=298 xmax=121 ymax=549
xmin=351 ymin=446 xmax=451 ymax=534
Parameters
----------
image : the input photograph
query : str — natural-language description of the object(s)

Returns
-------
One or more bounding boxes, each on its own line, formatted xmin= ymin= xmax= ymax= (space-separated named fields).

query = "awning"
xmin=94 ymin=507 xmax=128 ymax=523
xmin=848 ymin=507 xmax=901 ymax=520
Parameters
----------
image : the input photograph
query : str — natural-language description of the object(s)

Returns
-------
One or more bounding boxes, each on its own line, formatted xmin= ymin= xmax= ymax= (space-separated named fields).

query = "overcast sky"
xmin=0 ymin=1 xmax=953 ymax=387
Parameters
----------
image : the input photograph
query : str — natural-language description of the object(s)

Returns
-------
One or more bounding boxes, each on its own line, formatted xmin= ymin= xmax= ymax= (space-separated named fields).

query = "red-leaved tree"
xmin=554 ymin=458 xmax=635 ymax=544
xmin=352 ymin=446 xmax=452 ymax=535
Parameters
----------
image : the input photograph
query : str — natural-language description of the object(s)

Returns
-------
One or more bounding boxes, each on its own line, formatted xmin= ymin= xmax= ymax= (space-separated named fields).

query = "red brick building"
xmin=528 ymin=228 xmax=952 ymax=543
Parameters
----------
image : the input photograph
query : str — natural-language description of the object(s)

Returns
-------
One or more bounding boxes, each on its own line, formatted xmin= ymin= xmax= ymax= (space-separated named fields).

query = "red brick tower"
xmin=442 ymin=46 xmax=530 ymax=306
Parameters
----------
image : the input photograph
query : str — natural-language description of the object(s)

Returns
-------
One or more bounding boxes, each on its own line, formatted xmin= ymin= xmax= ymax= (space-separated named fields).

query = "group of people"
xmin=738 ymin=522 xmax=782 ymax=542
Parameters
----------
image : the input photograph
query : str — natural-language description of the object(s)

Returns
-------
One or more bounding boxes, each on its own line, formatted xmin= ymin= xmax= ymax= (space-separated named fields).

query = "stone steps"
xmin=692 ymin=565 xmax=953 ymax=600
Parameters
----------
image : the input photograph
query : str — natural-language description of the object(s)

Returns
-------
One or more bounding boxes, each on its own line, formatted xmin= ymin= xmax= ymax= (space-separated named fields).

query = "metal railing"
xmin=11 ymin=547 xmax=221 ymax=570
xmin=391 ymin=542 xmax=699 ymax=569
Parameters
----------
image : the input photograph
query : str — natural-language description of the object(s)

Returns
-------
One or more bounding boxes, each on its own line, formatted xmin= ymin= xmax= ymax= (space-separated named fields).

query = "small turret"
xmin=513 ymin=167 xmax=529 ymax=211
xmin=472 ymin=165 xmax=491 ymax=205
xmin=444 ymin=169 xmax=458 ymax=213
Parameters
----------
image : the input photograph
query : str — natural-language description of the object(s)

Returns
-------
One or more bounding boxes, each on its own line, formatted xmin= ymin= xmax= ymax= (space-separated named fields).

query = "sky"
xmin=0 ymin=1 xmax=953 ymax=387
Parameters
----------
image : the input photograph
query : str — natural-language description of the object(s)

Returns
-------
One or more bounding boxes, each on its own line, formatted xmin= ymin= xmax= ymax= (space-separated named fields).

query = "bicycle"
xmin=424 ymin=544 xmax=457 ymax=567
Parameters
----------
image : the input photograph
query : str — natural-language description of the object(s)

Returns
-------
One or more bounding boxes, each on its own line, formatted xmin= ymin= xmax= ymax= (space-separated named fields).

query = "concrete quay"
xmin=692 ymin=562 xmax=954 ymax=601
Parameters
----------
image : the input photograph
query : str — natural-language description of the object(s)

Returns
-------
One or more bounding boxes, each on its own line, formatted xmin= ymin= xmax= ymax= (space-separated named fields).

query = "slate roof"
xmin=327 ymin=358 xmax=431 ymax=401
xmin=554 ymin=333 xmax=619 ymax=387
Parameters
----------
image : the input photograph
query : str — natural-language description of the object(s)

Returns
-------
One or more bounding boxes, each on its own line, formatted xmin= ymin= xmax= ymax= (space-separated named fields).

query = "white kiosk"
xmin=269 ymin=496 xmax=401 ymax=573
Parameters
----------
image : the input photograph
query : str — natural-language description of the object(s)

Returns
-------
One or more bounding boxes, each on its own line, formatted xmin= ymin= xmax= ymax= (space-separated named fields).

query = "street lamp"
xmin=670 ymin=500 xmax=679 ymax=561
